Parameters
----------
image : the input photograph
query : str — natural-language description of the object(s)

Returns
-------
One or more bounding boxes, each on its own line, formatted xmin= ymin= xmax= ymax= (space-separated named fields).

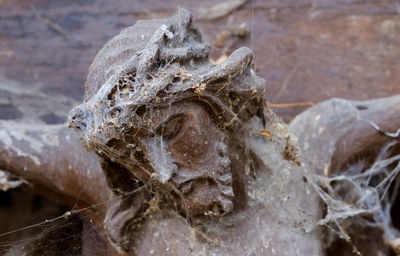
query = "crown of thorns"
xmin=68 ymin=8 xmax=265 ymax=148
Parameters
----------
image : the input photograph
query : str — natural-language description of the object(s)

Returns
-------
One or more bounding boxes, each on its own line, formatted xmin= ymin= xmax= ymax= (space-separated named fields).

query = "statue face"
xmin=119 ymin=101 xmax=234 ymax=218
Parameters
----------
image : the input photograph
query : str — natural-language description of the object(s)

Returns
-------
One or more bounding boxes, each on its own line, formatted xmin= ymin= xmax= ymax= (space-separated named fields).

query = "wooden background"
xmin=1 ymin=0 xmax=399 ymax=123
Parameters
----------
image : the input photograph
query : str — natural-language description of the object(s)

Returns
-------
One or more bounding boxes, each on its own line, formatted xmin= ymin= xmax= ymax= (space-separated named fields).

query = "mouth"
xmin=177 ymin=178 xmax=209 ymax=194
xmin=176 ymin=177 xmax=234 ymax=217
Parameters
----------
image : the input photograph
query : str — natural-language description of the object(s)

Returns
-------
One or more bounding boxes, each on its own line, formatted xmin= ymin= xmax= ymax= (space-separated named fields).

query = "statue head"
xmin=68 ymin=8 xmax=265 ymax=219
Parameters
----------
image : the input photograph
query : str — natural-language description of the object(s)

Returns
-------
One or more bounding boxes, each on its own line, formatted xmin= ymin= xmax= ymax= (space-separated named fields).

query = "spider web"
xmin=0 ymin=3 xmax=259 ymax=254
xmin=1 ymin=1 xmax=399 ymax=255
xmin=0 ymin=185 xmax=148 ymax=255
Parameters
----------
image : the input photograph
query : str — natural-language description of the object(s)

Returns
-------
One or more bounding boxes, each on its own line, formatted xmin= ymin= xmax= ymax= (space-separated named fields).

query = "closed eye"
xmin=155 ymin=115 xmax=183 ymax=139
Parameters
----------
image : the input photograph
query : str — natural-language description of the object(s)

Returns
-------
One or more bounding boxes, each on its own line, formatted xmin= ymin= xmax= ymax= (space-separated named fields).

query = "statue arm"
xmin=290 ymin=94 xmax=400 ymax=175
xmin=0 ymin=121 xmax=112 ymax=216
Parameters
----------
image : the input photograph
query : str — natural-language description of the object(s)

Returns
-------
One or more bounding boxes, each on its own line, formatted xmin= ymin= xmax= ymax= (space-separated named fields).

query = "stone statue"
xmin=2 ymin=8 xmax=399 ymax=256
xmin=66 ymin=8 xmax=322 ymax=255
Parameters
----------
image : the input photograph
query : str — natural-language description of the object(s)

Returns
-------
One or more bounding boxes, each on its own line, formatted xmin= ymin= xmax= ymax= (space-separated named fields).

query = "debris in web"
xmin=309 ymin=140 xmax=400 ymax=248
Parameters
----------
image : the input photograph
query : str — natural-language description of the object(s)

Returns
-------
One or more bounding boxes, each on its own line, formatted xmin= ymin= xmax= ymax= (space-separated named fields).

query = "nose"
xmin=141 ymin=136 xmax=177 ymax=183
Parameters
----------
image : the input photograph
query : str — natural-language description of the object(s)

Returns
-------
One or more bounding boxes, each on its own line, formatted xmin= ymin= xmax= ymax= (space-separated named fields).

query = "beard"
xmin=101 ymin=134 xmax=235 ymax=220
xmin=171 ymin=139 xmax=234 ymax=218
